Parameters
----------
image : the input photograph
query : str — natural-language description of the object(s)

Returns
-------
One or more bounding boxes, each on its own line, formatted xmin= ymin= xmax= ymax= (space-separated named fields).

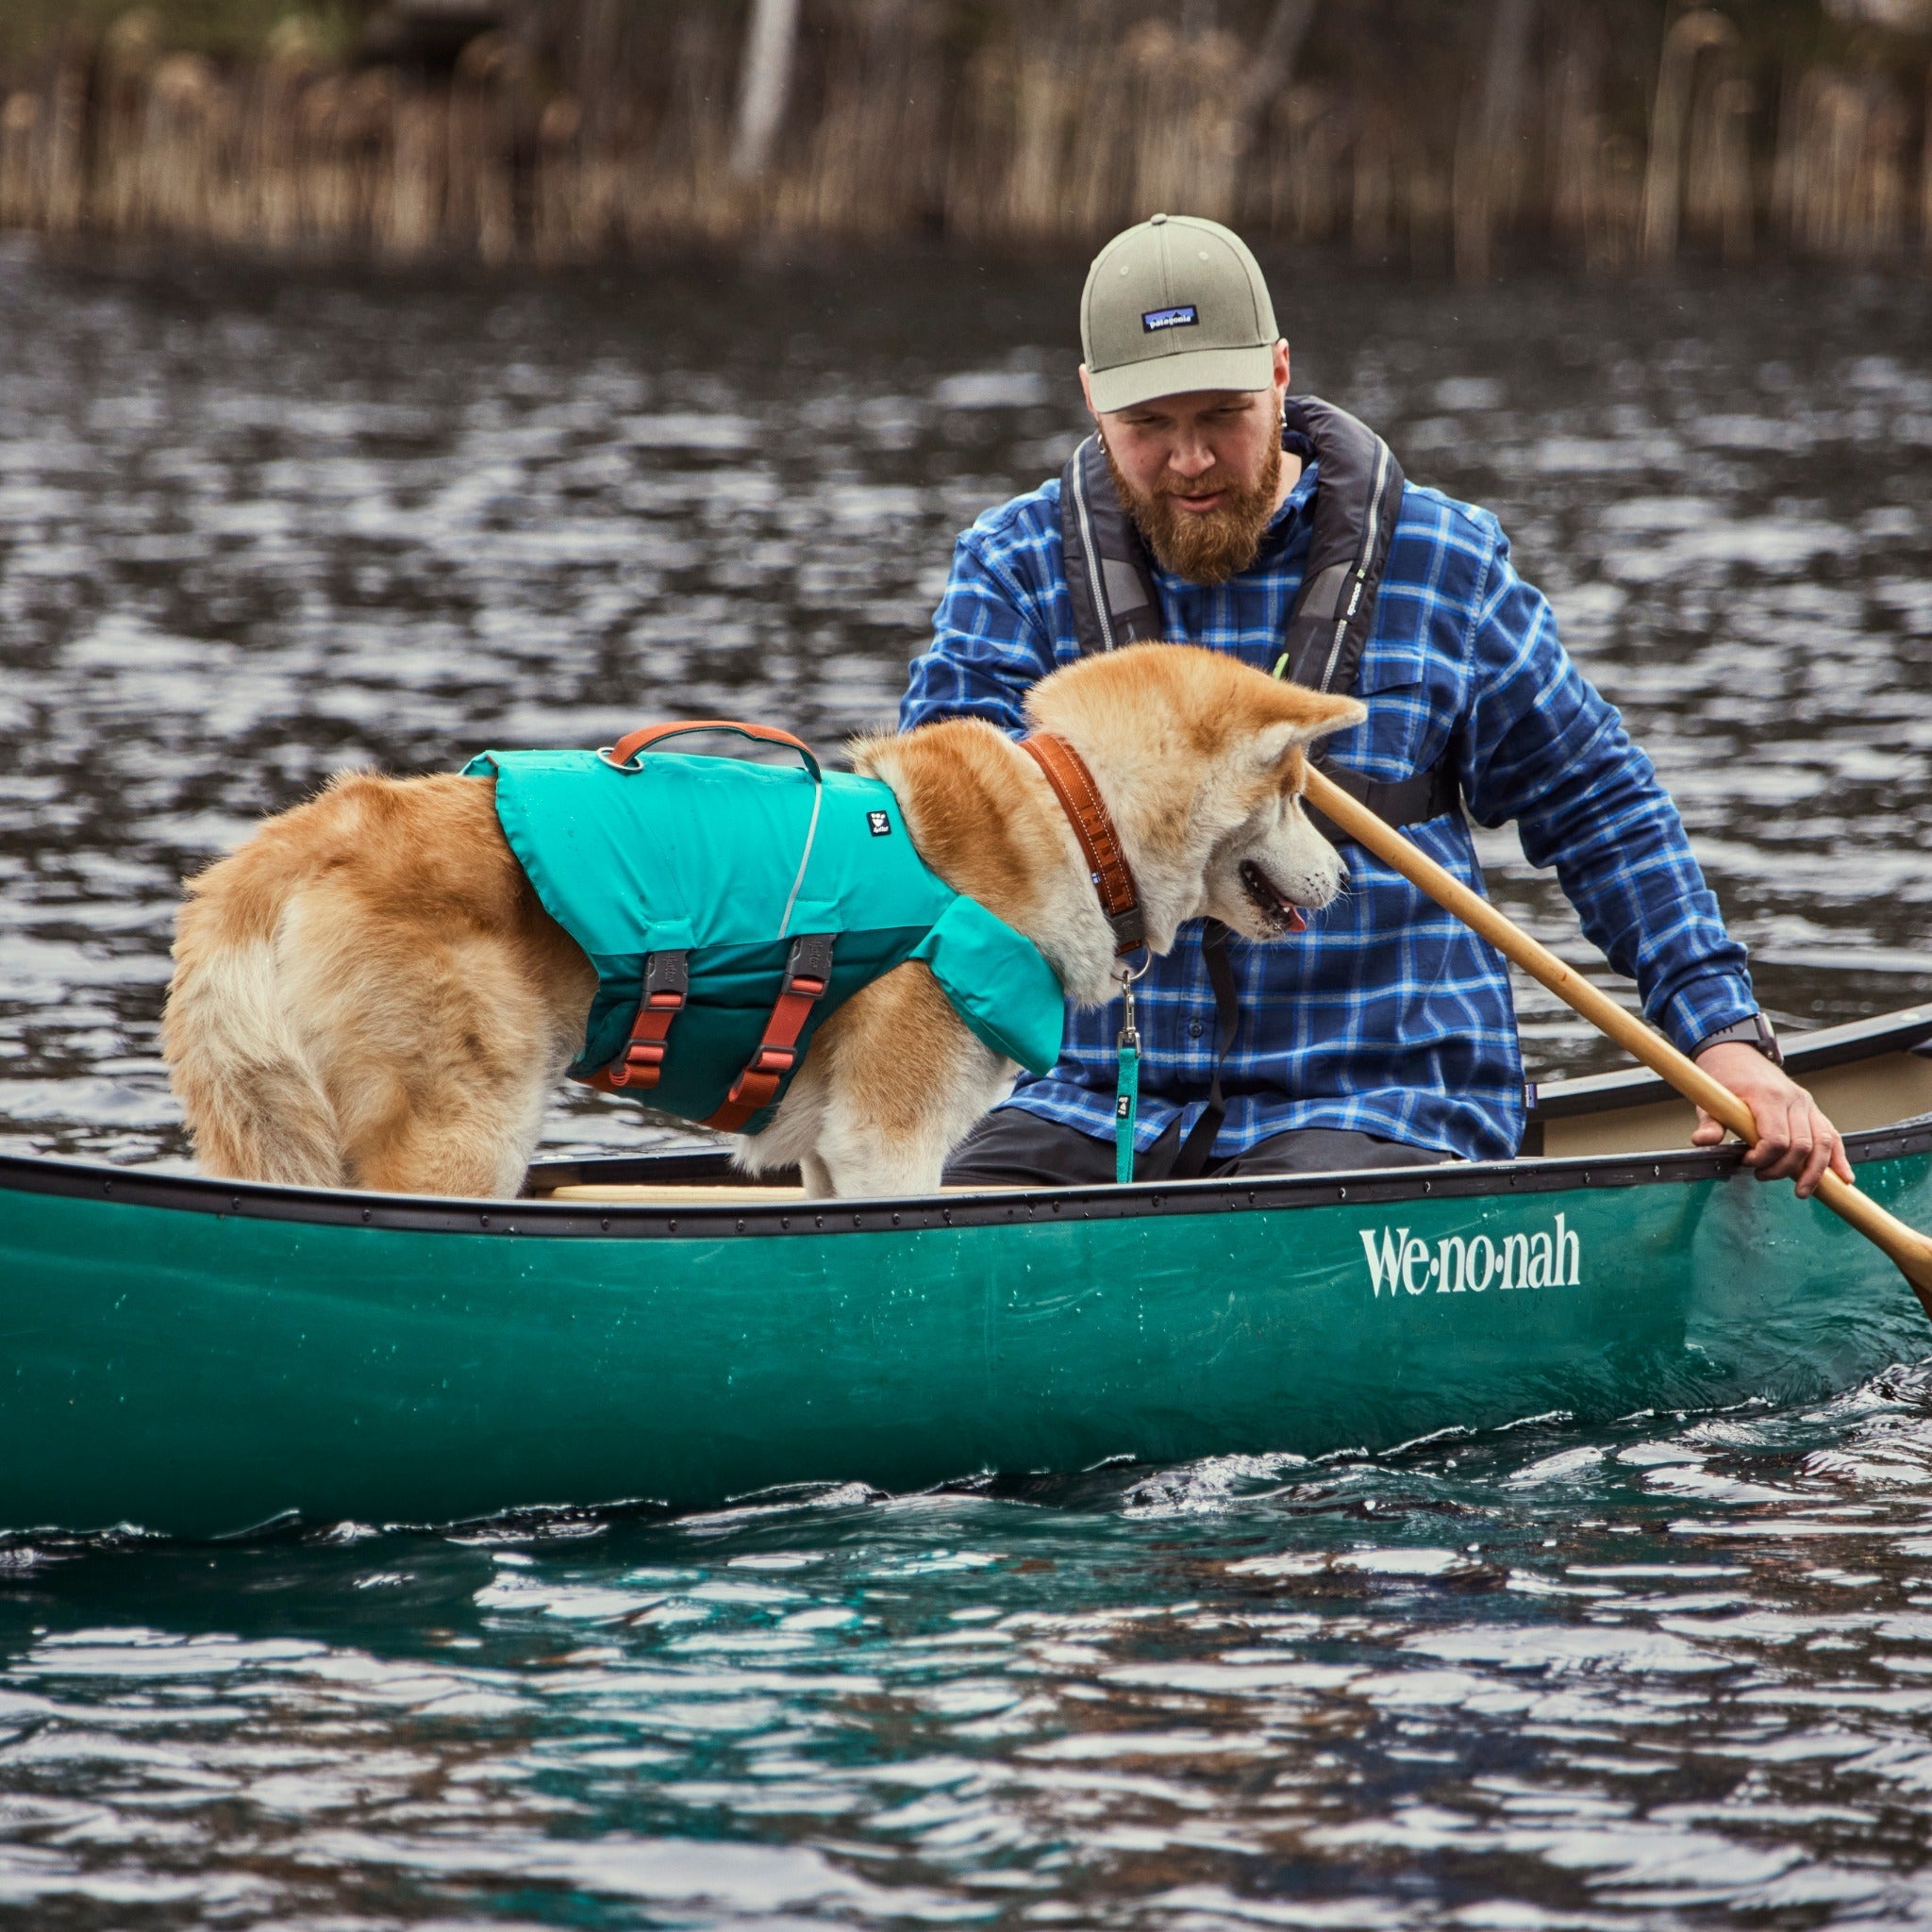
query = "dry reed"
xmin=0 ymin=0 xmax=1926 ymax=275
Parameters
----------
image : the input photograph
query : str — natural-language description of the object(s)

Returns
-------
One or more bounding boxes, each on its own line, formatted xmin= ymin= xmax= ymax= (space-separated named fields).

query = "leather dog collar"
xmin=1020 ymin=732 xmax=1145 ymax=956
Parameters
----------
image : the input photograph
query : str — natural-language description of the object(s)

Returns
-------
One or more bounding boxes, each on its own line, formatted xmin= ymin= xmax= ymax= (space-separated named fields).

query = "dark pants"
xmin=942 ymin=1107 xmax=1450 ymax=1188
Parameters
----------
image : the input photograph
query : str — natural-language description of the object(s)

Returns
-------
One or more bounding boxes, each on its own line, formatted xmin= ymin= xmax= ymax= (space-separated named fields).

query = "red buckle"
xmin=609 ymin=1041 xmax=665 ymax=1089
xmin=607 ymin=967 xmax=687 ymax=1091
xmin=579 ymin=949 xmax=691 ymax=1097
xmin=701 ymin=935 xmax=835 ymax=1132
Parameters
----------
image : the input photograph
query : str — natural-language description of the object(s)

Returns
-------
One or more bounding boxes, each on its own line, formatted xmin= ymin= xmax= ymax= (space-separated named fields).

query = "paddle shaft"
xmin=1303 ymin=767 xmax=1932 ymax=1306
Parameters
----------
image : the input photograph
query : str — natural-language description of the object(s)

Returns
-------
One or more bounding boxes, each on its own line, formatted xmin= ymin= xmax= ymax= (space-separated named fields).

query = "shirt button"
xmin=1189 ymin=1021 xmax=1205 ymax=1039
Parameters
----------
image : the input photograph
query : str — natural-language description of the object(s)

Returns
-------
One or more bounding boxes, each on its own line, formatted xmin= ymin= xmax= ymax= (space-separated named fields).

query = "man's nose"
xmin=1168 ymin=441 xmax=1216 ymax=478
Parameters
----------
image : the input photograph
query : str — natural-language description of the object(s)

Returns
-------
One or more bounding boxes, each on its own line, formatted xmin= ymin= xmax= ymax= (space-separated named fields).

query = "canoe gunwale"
xmin=1528 ymin=1005 xmax=1932 ymax=1120
xmin=8 ymin=1111 xmax=1932 ymax=1241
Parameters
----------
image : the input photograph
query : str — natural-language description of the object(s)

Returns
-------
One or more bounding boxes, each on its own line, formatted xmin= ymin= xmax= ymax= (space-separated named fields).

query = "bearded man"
xmin=900 ymin=212 xmax=1848 ymax=1196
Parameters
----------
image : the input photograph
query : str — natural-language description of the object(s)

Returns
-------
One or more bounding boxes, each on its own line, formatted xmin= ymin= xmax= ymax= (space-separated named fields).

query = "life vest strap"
xmin=703 ymin=933 xmax=837 ymax=1132
xmin=588 ymin=950 xmax=690 ymax=1092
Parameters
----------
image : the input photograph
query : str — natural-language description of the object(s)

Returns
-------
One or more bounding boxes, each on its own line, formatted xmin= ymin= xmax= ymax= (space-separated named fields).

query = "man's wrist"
xmin=1692 ymin=1012 xmax=1782 ymax=1067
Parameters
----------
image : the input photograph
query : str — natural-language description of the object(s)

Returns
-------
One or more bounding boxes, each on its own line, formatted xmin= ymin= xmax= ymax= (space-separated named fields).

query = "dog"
xmin=162 ymin=643 xmax=1364 ymax=1200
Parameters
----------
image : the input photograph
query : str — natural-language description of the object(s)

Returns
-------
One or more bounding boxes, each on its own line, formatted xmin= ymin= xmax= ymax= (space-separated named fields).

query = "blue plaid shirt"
xmin=899 ymin=455 xmax=1757 ymax=1161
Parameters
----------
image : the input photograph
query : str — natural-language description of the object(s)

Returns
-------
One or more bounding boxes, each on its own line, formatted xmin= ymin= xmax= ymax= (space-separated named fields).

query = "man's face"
xmin=1083 ymin=341 xmax=1291 ymax=586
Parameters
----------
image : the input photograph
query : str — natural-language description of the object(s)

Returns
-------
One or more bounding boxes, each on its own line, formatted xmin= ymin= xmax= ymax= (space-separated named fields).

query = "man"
xmin=901 ymin=212 xmax=1849 ymax=1199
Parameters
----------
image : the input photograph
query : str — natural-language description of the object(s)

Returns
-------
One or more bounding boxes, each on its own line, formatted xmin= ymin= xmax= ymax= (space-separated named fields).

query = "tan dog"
xmin=163 ymin=644 xmax=1364 ymax=1200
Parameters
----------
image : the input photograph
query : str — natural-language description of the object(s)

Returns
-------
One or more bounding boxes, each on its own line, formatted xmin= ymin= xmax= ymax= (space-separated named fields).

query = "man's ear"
xmin=1078 ymin=362 xmax=1098 ymax=423
xmin=1250 ymin=693 xmax=1369 ymax=768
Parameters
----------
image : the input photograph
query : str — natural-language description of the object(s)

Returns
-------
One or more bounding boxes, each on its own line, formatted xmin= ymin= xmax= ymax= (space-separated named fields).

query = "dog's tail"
xmin=162 ymin=858 xmax=344 ymax=1190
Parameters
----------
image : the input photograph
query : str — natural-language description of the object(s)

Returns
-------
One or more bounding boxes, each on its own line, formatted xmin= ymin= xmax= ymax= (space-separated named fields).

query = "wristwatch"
xmin=1693 ymin=1011 xmax=1782 ymax=1067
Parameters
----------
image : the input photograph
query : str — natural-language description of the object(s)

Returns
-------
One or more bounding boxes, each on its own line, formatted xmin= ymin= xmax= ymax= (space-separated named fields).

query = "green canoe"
xmin=6 ymin=1008 xmax=1932 ymax=1540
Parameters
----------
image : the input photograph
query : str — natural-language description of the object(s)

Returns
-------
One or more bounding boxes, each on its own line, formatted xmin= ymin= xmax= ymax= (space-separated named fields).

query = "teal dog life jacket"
xmin=464 ymin=723 xmax=1064 ymax=1134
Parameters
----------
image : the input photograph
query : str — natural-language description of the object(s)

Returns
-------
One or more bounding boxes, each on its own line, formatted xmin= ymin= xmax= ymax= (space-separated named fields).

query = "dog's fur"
xmin=163 ymin=644 xmax=1364 ymax=1199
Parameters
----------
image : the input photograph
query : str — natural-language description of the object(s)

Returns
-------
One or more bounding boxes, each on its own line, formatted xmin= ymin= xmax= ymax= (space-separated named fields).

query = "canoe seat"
xmin=539 ymin=1182 xmax=1028 ymax=1204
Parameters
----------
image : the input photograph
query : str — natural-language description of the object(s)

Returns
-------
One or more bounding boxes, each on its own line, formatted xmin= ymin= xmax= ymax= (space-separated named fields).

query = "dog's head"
xmin=1024 ymin=643 xmax=1367 ymax=951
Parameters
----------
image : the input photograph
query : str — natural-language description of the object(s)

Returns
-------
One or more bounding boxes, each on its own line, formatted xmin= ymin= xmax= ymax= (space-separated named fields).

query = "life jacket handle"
xmin=599 ymin=720 xmax=823 ymax=784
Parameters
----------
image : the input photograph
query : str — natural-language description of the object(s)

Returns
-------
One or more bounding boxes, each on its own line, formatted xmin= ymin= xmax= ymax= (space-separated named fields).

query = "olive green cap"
xmin=1080 ymin=213 xmax=1279 ymax=412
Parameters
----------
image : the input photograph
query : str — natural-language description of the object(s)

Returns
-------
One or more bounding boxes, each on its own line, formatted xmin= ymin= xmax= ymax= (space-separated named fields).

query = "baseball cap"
xmin=1080 ymin=213 xmax=1279 ymax=412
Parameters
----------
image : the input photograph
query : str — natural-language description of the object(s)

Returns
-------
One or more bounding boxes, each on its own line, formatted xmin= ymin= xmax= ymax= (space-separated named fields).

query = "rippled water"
xmin=4 ymin=239 xmax=1932 ymax=1924
xmin=13 ymin=1391 xmax=1932 ymax=1927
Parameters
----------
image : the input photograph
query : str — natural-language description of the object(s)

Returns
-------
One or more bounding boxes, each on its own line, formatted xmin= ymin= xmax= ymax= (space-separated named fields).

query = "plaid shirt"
xmin=899 ymin=455 xmax=1757 ymax=1162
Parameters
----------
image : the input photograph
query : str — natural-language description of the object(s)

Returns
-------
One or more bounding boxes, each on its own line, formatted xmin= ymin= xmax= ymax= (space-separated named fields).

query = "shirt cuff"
xmin=1657 ymin=979 xmax=1759 ymax=1059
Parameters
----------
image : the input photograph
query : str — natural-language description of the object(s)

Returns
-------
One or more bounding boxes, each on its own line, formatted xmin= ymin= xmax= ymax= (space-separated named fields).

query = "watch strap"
xmin=1693 ymin=1011 xmax=1782 ymax=1066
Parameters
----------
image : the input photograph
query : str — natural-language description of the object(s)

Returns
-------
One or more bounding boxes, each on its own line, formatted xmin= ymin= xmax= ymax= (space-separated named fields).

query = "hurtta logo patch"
xmin=866 ymin=809 xmax=892 ymax=837
xmin=1141 ymin=305 xmax=1199 ymax=333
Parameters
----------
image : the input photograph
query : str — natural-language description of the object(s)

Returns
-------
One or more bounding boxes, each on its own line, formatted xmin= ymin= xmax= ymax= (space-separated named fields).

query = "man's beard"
xmin=1103 ymin=436 xmax=1283 ymax=587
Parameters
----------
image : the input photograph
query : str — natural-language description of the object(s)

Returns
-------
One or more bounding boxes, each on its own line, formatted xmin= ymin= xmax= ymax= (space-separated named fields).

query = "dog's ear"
xmin=1249 ymin=691 xmax=1368 ymax=771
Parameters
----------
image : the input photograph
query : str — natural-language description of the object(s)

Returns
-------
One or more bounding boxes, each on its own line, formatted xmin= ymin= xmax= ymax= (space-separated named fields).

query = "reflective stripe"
xmin=1069 ymin=449 xmax=1118 ymax=656
xmin=1319 ymin=438 xmax=1392 ymax=692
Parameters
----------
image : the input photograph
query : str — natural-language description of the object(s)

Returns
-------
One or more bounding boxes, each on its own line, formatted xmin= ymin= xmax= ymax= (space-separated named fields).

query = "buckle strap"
xmin=703 ymin=933 xmax=836 ymax=1133
xmin=578 ymin=950 xmax=690 ymax=1093
xmin=1020 ymin=731 xmax=1145 ymax=955
xmin=1305 ymin=759 xmax=1459 ymax=847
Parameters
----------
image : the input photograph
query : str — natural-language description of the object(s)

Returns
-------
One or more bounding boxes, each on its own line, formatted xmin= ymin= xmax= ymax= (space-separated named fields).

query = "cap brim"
xmin=1087 ymin=343 xmax=1276 ymax=413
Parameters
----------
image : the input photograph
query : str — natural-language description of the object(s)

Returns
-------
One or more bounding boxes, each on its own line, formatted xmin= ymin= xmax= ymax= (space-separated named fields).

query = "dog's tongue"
xmin=1283 ymin=907 xmax=1307 ymax=933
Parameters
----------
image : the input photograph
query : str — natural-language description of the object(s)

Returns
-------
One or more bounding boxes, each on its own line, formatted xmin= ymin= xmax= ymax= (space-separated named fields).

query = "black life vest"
xmin=1057 ymin=396 xmax=1459 ymax=1175
xmin=1058 ymin=393 xmax=1459 ymax=841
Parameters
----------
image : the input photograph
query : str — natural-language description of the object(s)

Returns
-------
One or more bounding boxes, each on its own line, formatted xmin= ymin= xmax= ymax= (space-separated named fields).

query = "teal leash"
xmin=1113 ymin=958 xmax=1146 ymax=1185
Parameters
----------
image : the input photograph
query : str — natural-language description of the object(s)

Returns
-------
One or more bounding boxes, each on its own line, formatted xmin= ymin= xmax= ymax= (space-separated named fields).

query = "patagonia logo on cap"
xmin=1141 ymin=304 xmax=1199 ymax=333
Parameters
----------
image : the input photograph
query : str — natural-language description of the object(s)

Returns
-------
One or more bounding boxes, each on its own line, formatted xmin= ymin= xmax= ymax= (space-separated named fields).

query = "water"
xmin=3 ymin=239 xmax=1932 ymax=1924
xmin=11 ymin=1400 xmax=1932 ymax=1927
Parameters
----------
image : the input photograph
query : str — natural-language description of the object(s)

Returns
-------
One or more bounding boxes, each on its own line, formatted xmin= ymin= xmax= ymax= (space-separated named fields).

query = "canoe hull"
xmin=6 ymin=1142 xmax=1929 ymax=1537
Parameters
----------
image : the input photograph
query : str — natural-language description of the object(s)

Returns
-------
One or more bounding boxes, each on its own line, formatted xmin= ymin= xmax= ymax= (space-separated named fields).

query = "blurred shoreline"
xmin=1 ymin=0 xmax=1929 ymax=277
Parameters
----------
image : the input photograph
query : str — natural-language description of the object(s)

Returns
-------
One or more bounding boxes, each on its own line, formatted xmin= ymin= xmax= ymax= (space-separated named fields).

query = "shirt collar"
xmin=1255 ymin=450 xmax=1319 ymax=559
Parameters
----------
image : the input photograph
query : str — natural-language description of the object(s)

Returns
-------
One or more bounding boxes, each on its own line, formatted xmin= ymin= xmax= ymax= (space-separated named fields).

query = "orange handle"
xmin=599 ymin=720 xmax=822 ymax=783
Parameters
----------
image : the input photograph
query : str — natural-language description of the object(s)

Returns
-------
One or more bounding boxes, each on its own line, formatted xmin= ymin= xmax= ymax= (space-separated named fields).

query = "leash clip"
xmin=1114 ymin=950 xmax=1150 ymax=1048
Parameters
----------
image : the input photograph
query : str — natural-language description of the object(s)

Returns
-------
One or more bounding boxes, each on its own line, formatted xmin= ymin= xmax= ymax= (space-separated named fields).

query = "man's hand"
xmin=1690 ymin=1041 xmax=1852 ymax=1199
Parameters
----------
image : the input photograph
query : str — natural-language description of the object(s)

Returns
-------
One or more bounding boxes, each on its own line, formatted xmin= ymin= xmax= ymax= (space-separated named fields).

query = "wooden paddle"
xmin=1302 ymin=767 xmax=1932 ymax=1308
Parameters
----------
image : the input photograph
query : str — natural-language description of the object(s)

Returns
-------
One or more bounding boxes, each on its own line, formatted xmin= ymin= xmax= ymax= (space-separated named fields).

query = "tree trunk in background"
xmin=1231 ymin=0 xmax=1318 ymax=166
xmin=1455 ymin=0 xmax=1535 ymax=282
xmin=1641 ymin=9 xmax=1741 ymax=267
xmin=569 ymin=0 xmax=625 ymax=146
xmin=1920 ymin=61 xmax=1932 ymax=258
xmin=733 ymin=0 xmax=801 ymax=178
